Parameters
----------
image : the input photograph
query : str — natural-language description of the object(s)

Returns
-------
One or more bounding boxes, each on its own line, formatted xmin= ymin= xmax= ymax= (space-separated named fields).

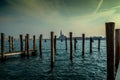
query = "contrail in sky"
xmin=94 ymin=0 xmax=103 ymax=14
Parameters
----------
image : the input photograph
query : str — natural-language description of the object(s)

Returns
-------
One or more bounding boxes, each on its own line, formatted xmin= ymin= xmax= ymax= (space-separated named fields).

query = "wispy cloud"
xmin=94 ymin=0 xmax=104 ymax=14
xmin=0 ymin=16 xmax=17 ymax=22
xmin=1 ymin=0 xmax=120 ymax=37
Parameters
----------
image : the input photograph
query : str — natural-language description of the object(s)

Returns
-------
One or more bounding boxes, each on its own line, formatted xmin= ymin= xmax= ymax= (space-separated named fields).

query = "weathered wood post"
xmin=32 ymin=35 xmax=36 ymax=56
xmin=65 ymin=37 xmax=67 ymax=51
xmin=26 ymin=34 xmax=30 ymax=57
xmin=82 ymin=34 xmax=85 ymax=56
xmin=106 ymin=22 xmax=115 ymax=80
xmin=25 ymin=36 xmax=27 ymax=51
xmin=8 ymin=36 xmax=11 ymax=52
xmin=90 ymin=37 xmax=92 ymax=53
xmin=74 ymin=38 xmax=77 ymax=50
xmin=51 ymin=32 xmax=54 ymax=68
xmin=20 ymin=34 xmax=24 ymax=56
xmin=11 ymin=36 xmax=14 ymax=52
xmin=39 ymin=34 xmax=42 ymax=58
xmin=115 ymin=29 xmax=120 ymax=72
xmin=33 ymin=35 xmax=36 ymax=51
xmin=54 ymin=35 xmax=57 ymax=53
xmin=98 ymin=37 xmax=101 ymax=51
xmin=20 ymin=35 xmax=23 ymax=52
xmin=1 ymin=33 xmax=5 ymax=61
xmin=70 ymin=32 xmax=73 ymax=61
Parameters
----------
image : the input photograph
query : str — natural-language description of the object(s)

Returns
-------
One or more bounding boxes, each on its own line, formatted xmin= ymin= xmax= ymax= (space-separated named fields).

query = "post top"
xmin=51 ymin=31 xmax=54 ymax=33
xmin=82 ymin=33 xmax=85 ymax=35
xmin=1 ymin=33 xmax=4 ymax=34
xmin=40 ymin=34 xmax=42 ymax=36
xmin=105 ymin=22 xmax=115 ymax=24
xmin=115 ymin=29 xmax=120 ymax=31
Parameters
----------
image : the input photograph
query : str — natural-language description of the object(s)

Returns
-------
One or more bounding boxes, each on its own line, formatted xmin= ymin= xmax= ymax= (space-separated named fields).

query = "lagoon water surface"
xmin=0 ymin=40 xmax=106 ymax=80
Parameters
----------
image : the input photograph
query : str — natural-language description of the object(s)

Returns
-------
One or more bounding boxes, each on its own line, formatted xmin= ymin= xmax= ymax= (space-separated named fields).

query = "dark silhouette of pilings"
xmin=32 ymin=35 xmax=36 ymax=56
xmin=8 ymin=36 xmax=11 ymax=52
xmin=90 ymin=37 xmax=92 ymax=53
xmin=106 ymin=22 xmax=115 ymax=80
xmin=1 ymin=33 xmax=5 ymax=61
xmin=70 ymin=32 xmax=73 ymax=61
xmin=11 ymin=36 xmax=14 ymax=52
xmin=74 ymin=38 xmax=77 ymax=50
xmin=26 ymin=34 xmax=30 ymax=57
xmin=20 ymin=35 xmax=23 ymax=52
xmin=33 ymin=35 xmax=36 ymax=51
xmin=51 ymin=32 xmax=54 ymax=68
xmin=20 ymin=34 xmax=25 ymax=56
xmin=82 ymin=34 xmax=85 ymax=56
xmin=25 ymin=36 xmax=27 ymax=51
xmin=39 ymin=34 xmax=42 ymax=58
xmin=65 ymin=37 xmax=67 ymax=51
xmin=20 ymin=35 xmax=23 ymax=51
xmin=98 ymin=37 xmax=101 ymax=51
xmin=54 ymin=35 xmax=57 ymax=53
xmin=115 ymin=29 xmax=120 ymax=72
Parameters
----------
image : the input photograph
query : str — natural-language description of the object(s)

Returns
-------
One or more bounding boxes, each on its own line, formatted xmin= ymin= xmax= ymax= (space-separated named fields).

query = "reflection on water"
xmin=0 ymin=40 xmax=106 ymax=80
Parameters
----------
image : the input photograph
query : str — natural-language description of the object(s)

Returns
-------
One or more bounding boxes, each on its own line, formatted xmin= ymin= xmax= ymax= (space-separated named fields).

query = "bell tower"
xmin=60 ymin=30 xmax=62 ymax=36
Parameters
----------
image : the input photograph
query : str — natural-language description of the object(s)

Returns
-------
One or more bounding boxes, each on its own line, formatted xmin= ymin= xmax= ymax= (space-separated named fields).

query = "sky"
xmin=0 ymin=0 xmax=120 ymax=38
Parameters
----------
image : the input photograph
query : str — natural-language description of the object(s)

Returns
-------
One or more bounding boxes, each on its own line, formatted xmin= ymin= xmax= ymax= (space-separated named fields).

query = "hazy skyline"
xmin=0 ymin=0 xmax=120 ymax=38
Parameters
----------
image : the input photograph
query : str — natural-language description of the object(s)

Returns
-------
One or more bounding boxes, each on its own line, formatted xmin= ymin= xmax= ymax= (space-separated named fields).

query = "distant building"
xmin=58 ymin=30 xmax=66 ymax=41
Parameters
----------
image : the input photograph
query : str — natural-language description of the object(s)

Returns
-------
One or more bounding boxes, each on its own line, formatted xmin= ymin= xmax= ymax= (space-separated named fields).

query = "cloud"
xmin=0 ymin=16 xmax=17 ymax=22
xmin=1 ymin=0 xmax=120 ymax=37
xmin=94 ymin=0 xmax=104 ymax=14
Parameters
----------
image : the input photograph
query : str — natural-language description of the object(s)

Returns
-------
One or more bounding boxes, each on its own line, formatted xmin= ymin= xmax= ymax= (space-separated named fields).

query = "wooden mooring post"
xmin=20 ymin=34 xmax=24 ymax=56
xmin=33 ymin=35 xmax=36 ymax=51
xmin=115 ymin=29 xmax=120 ymax=72
xmin=1 ymin=33 xmax=5 ymax=61
xmin=65 ymin=37 xmax=67 ymax=51
xmin=90 ymin=37 xmax=92 ymax=53
xmin=98 ymin=37 xmax=101 ymax=51
xmin=39 ymin=34 xmax=42 ymax=58
xmin=70 ymin=32 xmax=73 ymax=61
xmin=54 ymin=35 xmax=57 ymax=53
xmin=82 ymin=34 xmax=85 ymax=56
xmin=20 ymin=35 xmax=23 ymax=52
xmin=11 ymin=36 xmax=14 ymax=52
xmin=32 ymin=35 xmax=36 ymax=56
xmin=8 ymin=36 xmax=11 ymax=52
xmin=25 ymin=36 xmax=27 ymax=51
xmin=106 ymin=22 xmax=115 ymax=80
xmin=26 ymin=34 xmax=30 ymax=57
xmin=51 ymin=32 xmax=54 ymax=68
xmin=74 ymin=38 xmax=77 ymax=50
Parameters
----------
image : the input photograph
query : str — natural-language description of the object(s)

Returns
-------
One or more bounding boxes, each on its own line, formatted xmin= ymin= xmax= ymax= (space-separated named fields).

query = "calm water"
xmin=0 ymin=40 xmax=106 ymax=80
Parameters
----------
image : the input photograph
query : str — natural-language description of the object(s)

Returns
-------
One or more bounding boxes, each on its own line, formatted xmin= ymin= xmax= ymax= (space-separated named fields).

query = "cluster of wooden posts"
xmin=0 ymin=34 xmax=37 ymax=61
xmin=0 ymin=32 xmax=101 ymax=62
xmin=50 ymin=32 xmax=101 ymax=67
xmin=0 ymin=22 xmax=120 ymax=80
xmin=2 ymin=24 xmax=116 ymax=78
xmin=105 ymin=22 xmax=120 ymax=80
